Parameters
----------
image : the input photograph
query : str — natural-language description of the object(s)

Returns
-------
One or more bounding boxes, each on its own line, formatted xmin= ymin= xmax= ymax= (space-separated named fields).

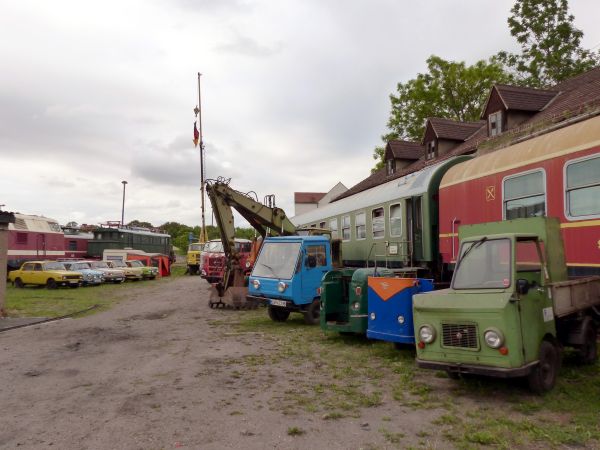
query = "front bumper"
xmin=416 ymin=358 xmax=538 ymax=378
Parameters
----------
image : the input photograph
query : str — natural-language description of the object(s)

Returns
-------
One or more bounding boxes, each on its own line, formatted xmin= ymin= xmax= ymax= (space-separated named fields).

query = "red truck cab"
xmin=200 ymin=238 xmax=252 ymax=283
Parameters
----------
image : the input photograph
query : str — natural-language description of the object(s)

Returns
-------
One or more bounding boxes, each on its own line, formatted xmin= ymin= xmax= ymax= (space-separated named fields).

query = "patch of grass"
xmin=287 ymin=426 xmax=305 ymax=436
xmin=379 ymin=427 xmax=405 ymax=444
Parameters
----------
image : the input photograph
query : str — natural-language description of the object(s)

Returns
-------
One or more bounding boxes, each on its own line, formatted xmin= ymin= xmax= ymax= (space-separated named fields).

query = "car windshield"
xmin=45 ymin=262 xmax=66 ymax=270
xmin=452 ymin=238 xmax=511 ymax=289
xmin=128 ymin=260 xmax=144 ymax=267
xmin=110 ymin=260 xmax=127 ymax=268
xmin=205 ymin=241 xmax=224 ymax=252
xmin=251 ymin=241 xmax=301 ymax=280
xmin=70 ymin=263 xmax=90 ymax=270
xmin=91 ymin=261 xmax=109 ymax=269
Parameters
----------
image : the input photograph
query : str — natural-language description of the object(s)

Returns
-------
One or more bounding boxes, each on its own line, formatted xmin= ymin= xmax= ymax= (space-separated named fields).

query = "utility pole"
xmin=194 ymin=72 xmax=208 ymax=243
xmin=121 ymin=180 xmax=128 ymax=226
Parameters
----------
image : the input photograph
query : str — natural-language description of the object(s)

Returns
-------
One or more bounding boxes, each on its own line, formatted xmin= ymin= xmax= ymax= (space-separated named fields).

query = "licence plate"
xmin=270 ymin=299 xmax=288 ymax=307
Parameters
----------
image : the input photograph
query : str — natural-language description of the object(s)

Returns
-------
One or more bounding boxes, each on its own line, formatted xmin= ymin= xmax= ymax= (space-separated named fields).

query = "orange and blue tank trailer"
xmin=367 ymin=277 xmax=434 ymax=345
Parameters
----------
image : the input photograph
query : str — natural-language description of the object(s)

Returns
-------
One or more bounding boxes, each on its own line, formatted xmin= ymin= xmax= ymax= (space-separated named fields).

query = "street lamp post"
xmin=121 ymin=180 xmax=128 ymax=226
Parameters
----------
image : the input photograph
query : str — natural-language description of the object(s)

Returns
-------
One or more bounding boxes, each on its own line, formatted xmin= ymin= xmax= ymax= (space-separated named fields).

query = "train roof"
xmin=94 ymin=227 xmax=171 ymax=238
xmin=291 ymin=157 xmax=460 ymax=226
xmin=8 ymin=213 xmax=62 ymax=233
xmin=440 ymin=113 xmax=600 ymax=189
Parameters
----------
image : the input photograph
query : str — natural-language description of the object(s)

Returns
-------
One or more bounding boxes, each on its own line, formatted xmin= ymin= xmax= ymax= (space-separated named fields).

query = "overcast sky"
xmin=1 ymin=0 xmax=599 ymax=229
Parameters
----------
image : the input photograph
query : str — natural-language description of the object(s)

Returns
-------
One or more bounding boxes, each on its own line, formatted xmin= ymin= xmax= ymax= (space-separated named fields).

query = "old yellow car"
xmin=8 ymin=261 xmax=82 ymax=289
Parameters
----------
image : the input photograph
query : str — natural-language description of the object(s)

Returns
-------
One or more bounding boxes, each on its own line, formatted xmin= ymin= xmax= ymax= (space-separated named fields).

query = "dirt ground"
xmin=0 ymin=275 xmax=594 ymax=450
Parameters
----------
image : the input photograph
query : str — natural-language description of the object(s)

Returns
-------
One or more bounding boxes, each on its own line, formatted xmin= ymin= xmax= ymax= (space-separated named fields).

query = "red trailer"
xmin=438 ymin=114 xmax=600 ymax=276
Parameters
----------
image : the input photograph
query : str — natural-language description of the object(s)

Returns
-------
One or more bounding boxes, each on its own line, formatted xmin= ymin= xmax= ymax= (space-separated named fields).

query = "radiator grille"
xmin=442 ymin=323 xmax=478 ymax=349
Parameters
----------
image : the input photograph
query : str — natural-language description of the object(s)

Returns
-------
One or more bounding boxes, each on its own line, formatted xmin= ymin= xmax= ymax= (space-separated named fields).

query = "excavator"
xmin=205 ymin=177 xmax=298 ymax=308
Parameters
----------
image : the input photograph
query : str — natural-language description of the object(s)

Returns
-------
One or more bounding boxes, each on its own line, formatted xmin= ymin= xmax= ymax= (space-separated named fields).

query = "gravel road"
xmin=0 ymin=276 xmax=412 ymax=450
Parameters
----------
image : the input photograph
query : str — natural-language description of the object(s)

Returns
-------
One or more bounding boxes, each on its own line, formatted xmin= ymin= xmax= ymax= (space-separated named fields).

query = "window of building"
xmin=503 ymin=170 xmax=546 ymax=219
xmin=389 ymin=203 xmax=402 ymax=237
xmin=68 ymin=240 xmax=77 ymax=251
xmin=355 ymin=212 xmax=366 ymax=240
xmin=16 ymin=232 xmax=28 ymax=245
xmin=372 ymin=207 xmax=384 ymax=238
xmin=565 ymin=155 xmax=600 ymax=218
xmin=426 ymin=140 xmax=436 ymax=160
xmin=489 ymin=111 xmax=503 ymax=136
xmin=386 ymin=158 xmax=396 ymax=176
xmin=342 ymin=215 xmax=351 ymax=241
xmin=329 ymin=218 xmax=339 ymax=239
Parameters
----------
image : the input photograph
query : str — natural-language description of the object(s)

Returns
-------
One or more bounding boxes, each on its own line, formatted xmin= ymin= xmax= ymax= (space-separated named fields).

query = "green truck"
xmin=413 ymin=217 xmax=600 ymax=393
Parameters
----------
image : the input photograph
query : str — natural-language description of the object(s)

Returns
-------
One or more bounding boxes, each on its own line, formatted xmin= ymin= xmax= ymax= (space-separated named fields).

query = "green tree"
xmin=372 ymin=55 xmax=509 ymax=171
xmin=496 ymin=0 xmax=599 ymax=87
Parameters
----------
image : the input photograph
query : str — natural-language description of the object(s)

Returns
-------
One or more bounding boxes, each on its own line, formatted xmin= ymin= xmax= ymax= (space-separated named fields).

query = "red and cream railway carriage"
xmin=7 ymin=213 xmax=66 ymax=270
xmin=439 ymin=113 xmax=600 ymax=276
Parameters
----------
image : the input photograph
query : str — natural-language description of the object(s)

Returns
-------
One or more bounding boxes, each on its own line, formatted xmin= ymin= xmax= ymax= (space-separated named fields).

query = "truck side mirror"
xmin=306 ymin=255 xmax=317 ymax=268
xmin=516 ymin=279 xmax=530 ymax=295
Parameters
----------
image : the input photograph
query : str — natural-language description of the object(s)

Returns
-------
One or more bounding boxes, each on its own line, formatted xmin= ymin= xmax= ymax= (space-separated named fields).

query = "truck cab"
xmin=414 ymin=217 xmax=599 ymax=393
xmin=186 ymin=242 xmax=204 ymax=275
xmin=247 ymin=235 xmax=332 ymax=324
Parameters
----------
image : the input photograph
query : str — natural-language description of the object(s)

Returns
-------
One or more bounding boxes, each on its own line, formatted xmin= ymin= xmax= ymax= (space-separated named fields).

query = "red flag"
xmin=193 ymin=122 xmax=199 ymax=147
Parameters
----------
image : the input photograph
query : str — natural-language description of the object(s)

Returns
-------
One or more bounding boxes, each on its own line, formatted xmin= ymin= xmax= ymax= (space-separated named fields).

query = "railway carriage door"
xmin=406 ymin=197 xmax=424 ymax=263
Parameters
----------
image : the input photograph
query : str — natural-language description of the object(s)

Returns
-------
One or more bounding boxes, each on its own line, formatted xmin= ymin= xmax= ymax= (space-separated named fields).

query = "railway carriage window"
xmin=503 ymin=171 xmax=545 ymax=219
xmin=372 ymin=208 xmax=384 ymax=238
xmin=68 ymin=240 xmax=77 ymax=251
xmin=566 ymin=156 xmax=600 ymax=217
xmin=355 ymin=212 xmax=366 ymax=240
xmin=389 ymin=203 xmax=402 ymax=237
xmin=329 ymin=218 xmax=339 ymax=239
xmin=319 ymin=221 xmax=326 ymax=228
xmin=342 ymin=215 xmax=351 ymax=241
xmin=16 ymin=232 xmax=28 ymax=244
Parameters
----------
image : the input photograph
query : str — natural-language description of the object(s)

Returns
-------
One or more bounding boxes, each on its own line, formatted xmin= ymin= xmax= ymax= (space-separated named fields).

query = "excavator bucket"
xmin=208 ymin=277 xmax=259 ymax=310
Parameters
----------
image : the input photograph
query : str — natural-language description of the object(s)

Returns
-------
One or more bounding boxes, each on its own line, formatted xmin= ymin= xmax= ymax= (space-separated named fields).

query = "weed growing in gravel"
xmin=287 ymin=426 xmax=305 ymax=436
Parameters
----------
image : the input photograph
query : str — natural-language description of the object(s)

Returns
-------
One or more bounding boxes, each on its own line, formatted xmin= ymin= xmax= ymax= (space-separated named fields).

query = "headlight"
xmin=397 ymin=315 xmax=405 ymax=324
xmin=484 ymin=329 xmax=504 ymax=349
xmin=245 ymin=261 xmax=251 ymax=268
xmin=62 ymin=276 xmax=67 ymax=280
xmin=277 ymin=282 xmax=287 ymax=292
xmin=370 ymin=312 xmax=376 ymax=320
xmin=252 ymin=279 xmax=260 ymax=289
xmin=419 ymin=325 xmax=436 ymax=344
xmin=351 ymin=301 xmax=360 ymax=311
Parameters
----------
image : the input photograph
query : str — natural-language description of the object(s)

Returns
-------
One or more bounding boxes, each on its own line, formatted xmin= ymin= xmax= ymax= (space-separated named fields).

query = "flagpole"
xmin=197 ymin=72 xmax=208 ymax=243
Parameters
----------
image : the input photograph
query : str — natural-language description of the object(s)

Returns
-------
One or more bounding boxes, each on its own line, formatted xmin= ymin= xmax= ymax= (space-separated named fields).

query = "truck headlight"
xmin=397 ymin=315 xmax=405 ymax=324
xmin=245 ymin=261 xmax=251 ymax=268
xmin=419 ymin=325 xmax=436 ymax=344
xmin=484 ymin=329 xmax=504 ymax=349
xmin=351 ymin=301 xmax=360 ymax=311
xmin=252 ymin=279 xmax=260 ymax=290
xmin=277 ymin=282 xmax=287 ymax=292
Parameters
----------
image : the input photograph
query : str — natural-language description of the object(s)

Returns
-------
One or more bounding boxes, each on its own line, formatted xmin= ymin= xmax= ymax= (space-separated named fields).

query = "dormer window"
xmin=489 ymin=110 xmax=503 ymax=136
xmin=426 ymin=140 xmax=436 ymax=160
xmin=386 ymin=158 xmax=396 ymax=176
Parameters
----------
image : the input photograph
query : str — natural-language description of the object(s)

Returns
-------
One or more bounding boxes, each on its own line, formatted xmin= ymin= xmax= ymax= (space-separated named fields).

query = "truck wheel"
xmin=527 ymin=340 xmax=559 ymax=394
xmin=46 ymin=279 xmax=57 ymax=290
xmin=268 ymin=306 xmax=290 ymax=322
xmin=303 ymin=300 xmax=320 ymax=325
xmin=14 ymin=278 xmax=24 ymax=288
xmin=577 ymin=321 xmax=598 ymax=365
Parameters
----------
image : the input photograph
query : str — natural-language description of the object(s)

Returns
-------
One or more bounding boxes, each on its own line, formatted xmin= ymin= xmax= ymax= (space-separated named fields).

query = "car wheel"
xmin=46 ymin=279 xmax=58 ymax=290
xmin=527 ymin=340 xmax=559 ymax=394
xmin=303 ymin=300 xmax=320 ymax=325
xmin=268 ymin=306 xmax=290 ymax=322
xmin=14 ymin=278 xmax=24 ymax=288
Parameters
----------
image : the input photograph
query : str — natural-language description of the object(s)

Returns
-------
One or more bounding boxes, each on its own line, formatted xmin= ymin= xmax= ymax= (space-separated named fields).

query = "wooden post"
xmin=0 ymin=212 xmax=15 ymax=316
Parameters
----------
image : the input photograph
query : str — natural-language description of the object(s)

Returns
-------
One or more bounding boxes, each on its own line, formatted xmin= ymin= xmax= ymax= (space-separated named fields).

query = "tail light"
xmin=355 ymin=286 xmax=362 ymax=296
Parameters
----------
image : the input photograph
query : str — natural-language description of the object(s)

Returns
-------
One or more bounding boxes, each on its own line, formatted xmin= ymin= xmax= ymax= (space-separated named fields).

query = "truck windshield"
xmin=252 ymin=241 xmax=301 ymax=280
xmin=189 ymin=243 xmax=203 ymax=252
xmin=452 ymin=238 xmax=511 ymax=289
xmin=204 ymin=241 xmax=224 ymax=252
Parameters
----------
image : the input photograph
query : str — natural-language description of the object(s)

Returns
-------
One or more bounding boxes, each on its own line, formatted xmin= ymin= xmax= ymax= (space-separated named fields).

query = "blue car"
xmin=63 ymin=261 xmax=104 ymax=286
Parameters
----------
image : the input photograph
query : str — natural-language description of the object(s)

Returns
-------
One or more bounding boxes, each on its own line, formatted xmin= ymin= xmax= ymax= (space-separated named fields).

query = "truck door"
xmin=515 ymin=238 xmax=548 ymax=363
xmin=301 ymin=244 xmax=329 ymax=305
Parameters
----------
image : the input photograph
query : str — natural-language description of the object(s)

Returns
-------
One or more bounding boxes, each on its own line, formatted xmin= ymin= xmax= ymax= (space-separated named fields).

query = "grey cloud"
xmin=215 ymin=35 xmax=282 ymax=58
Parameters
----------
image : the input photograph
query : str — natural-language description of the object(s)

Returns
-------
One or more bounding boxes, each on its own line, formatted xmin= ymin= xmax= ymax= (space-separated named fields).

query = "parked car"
xmin=63 ymin=261 xmax=104 ymax=286
xmin=8 ymin=260 xmax=82 ymax=289
xmin=126 ymin=259 xmax=158 ymax=279
xmin=106 ymin=260 xmax=143 ymax=281
xmin=84 ymin=260 xmax=126 ymax=284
